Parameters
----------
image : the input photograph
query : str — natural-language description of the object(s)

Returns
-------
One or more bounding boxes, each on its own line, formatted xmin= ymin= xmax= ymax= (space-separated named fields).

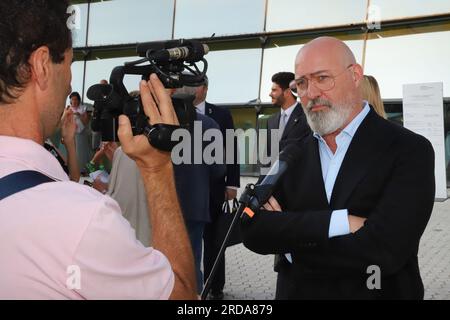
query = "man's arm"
xmin=118 ymin=74 xmax=197 ymax=300
xmin=61 ymin=109 xmax=81 ymax=182
xmin=263 ymin=197 xmax=366 ymax=236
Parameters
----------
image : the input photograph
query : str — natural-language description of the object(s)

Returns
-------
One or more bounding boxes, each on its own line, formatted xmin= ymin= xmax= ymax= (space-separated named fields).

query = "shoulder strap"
xmin=0 ymin=171 xmax=55 ymax=201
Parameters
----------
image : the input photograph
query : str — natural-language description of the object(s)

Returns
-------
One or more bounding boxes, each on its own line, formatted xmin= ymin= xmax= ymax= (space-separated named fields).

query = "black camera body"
xmin=87 ymin=39 xmax=209 ymax=150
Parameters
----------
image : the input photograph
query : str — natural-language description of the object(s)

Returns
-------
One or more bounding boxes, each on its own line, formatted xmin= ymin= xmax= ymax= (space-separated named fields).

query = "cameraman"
xmin=0 ymin=0 xmax=196 ymax=300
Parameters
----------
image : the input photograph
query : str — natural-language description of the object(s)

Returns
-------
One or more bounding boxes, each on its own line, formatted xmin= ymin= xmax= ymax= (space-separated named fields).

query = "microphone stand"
xmin=201 ymin=183 xmax=268 ymax=300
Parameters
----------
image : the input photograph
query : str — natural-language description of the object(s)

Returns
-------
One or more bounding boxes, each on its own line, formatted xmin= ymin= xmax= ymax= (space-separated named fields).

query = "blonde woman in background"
xmin=361 ymin=75 xmax=387 ymax=119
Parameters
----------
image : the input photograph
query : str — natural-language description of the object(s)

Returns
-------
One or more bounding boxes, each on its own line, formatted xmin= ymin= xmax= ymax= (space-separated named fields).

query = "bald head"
xmin=293 ymin=37 xmax=364 ymax=137
xmin=295 ymin=37 xmax=356 ymax=77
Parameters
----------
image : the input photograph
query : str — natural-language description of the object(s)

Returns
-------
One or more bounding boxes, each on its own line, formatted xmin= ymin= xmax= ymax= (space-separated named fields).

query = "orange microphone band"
xmin=244 ymin=207 xmax=255 ymax=218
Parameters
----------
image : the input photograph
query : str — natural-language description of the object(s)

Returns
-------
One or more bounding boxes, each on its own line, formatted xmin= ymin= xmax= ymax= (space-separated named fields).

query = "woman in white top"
xmin=68 ymin=92 xmax=91 ymax=173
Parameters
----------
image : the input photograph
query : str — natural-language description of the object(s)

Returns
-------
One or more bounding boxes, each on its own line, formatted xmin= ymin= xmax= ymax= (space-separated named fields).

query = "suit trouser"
xmin=185 ymin=220 xmax=205 ymax=295
xmin=203 ymin=202 xmax=226 ymax=294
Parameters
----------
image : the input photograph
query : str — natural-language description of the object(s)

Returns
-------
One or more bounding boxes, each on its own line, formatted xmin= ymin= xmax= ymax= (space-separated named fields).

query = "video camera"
xmin=86 ymin=39 xmax=209 ymax=151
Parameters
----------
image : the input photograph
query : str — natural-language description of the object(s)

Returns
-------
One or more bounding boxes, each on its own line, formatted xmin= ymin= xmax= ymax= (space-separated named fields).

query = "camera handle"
xmin=201 ymin=183 xmax=266 ymax=300
xmin=143 ymin=123 xmax=181 ymax=152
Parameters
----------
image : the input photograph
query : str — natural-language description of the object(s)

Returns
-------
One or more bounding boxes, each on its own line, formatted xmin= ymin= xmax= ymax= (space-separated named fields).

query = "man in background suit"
xmin=241 ymin=37 xmax=435 ymax=299
xmin=194 ymin=78 xmax=240 ymax=300
xmin=266 ymin=72 xmax=310 ymax=160
xmin=172 ymin=86 xmax=226 ymax=293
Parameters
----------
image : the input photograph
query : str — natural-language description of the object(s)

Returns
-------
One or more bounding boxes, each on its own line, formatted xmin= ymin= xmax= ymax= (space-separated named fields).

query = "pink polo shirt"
xmin=0 ymin=136 xmax=174 ymax=299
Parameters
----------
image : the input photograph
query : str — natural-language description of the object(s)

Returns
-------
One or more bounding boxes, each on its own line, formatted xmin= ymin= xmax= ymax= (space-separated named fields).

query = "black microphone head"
xmin=87 ymin=84 xmax=113 ymax=101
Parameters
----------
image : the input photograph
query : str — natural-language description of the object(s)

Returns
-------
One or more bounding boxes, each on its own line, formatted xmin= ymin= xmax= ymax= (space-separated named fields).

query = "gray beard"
xmin=304 ymin=98 xmax=354 ymax=136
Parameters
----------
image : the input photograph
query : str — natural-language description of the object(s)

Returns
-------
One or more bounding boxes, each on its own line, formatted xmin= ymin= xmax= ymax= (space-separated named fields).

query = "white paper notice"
xmin=403 ymin=82 xmax=446 ymax=200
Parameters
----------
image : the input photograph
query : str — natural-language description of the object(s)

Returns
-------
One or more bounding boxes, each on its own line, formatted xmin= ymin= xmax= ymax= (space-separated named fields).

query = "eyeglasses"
xmin=293 ymin=64 xmax=354 ymax=97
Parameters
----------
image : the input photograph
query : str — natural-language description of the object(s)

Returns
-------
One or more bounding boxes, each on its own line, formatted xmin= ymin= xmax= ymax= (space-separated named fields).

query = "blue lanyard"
xmin=0 ymin=171 xmax=54 ymax=201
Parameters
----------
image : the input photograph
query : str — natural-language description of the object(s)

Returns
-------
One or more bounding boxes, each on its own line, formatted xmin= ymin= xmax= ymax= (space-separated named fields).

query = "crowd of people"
xmin=0 ymin=0 xmax=435 ymax=300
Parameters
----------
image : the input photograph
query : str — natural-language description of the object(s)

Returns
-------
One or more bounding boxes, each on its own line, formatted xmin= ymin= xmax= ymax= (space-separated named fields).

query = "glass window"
xmin=69 ymin=61 xmax=86 ymax=104
xmin=218 ymin=104 xmax=281 ymax=176
xmin=71 ymin=3 xmax=89 ymax=48
xmin=174 ymin=0 xmax=265 ymax=38
xmin=88 ymin=0 xmax=174 ymax=46
xmin=371 ymin=0 xmax=450 ymax=21
xmin=266 ymin=0 xmax=366 ymax=32
xmin=205 ymin=49 xmax=262 ymax=104
xmin=364 ymin=31 xmax=450 ymax=99
xmin=229 ymin=107 xmax=259 ymax=176
xmin=260 ymin=39 xmax=365 ymax=103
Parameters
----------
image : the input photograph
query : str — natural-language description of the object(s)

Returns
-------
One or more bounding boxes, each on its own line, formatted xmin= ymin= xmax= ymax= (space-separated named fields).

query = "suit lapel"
xmin=205 ymin=103 xmax=214 ymax=117
xmin=330 ymin=110 xmax=397 ymax=209
xmin=279 ymin=134 xmax=329 ymax=210
xmin=281 ymin=103 xmax=303 ymax=139
xmin=302 ymin=136 xmax=330 ymax=208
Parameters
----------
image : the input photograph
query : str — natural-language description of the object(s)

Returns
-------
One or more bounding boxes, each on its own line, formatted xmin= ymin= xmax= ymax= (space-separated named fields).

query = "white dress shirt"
xmin=279 ymin=102 xmax=297 ymax=129
xmin=195 ymin=101 xmax=206 ymax=115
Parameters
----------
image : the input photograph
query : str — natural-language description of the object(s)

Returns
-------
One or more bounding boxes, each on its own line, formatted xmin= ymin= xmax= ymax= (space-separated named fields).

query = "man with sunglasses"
xmin=242 ymin=36 xmax=435 ymax=299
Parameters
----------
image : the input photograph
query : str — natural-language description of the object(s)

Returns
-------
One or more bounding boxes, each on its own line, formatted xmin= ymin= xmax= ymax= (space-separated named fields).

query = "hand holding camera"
xmin=87 ymin=39 xmax=209 ymax=150
xmin=118 ymin=74 xmax=178 ymax=171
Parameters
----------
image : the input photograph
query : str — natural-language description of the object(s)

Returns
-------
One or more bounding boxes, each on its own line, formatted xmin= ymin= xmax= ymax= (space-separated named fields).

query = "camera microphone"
xmin=243 ymin=143 xmax=303 ymax=218
xmin=201 ymin=142 xmax=303 ymax=300
xmin=137 ymin=39 xmax=209 ymax=63
xmin=148 ymin=43 xmax=209 ymax=63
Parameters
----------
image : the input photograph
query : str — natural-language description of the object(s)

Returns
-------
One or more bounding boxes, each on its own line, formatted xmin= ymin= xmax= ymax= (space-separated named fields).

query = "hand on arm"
xmin=348 ymin=215 xmax=366 ymax=233
xmin=263 ymin=196 xmax=282 ymax=212
xmin=263 ymin=197 xmax=365 ymax=232
xmin=224 ymin=187 xmax=237 ymax=200
xmin=118 ymin=74 xmax=197 ymax=300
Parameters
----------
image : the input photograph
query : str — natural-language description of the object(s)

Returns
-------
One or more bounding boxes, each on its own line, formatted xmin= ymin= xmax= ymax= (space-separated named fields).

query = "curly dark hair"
xmin=271 ymin=72 xmax=295 ymax=91
xmin=69 ymin=91 xmax=81 ymax=102
xmin=0 ymin=0 xmax=72 ymax=104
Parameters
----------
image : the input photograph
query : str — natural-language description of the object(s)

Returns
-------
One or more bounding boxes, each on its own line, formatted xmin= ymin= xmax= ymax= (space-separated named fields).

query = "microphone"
xmin=146 ymin=43 xmax=209 ymax=63
xmin=201 ymin=142 xmax=303 ymax=300
xmin=166 ymin=45 xmax=209 ymax=61
xmin=244 ymin=143 xmax=303 ymax=218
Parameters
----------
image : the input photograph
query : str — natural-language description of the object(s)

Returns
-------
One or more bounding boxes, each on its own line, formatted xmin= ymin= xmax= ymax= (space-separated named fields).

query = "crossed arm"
xmin=242 ymin=138 xmax=435 ymax=277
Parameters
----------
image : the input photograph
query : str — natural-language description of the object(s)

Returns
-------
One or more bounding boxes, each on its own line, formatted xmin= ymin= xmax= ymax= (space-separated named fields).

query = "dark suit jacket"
xmin=205 ymin=102 xmax=240 ymax=216
xmin=242 ymin=109 xmax=435 ymax=299
xmin=266 ymin=103 xmax=311 ymax=159
xmin=174 ymin=114 xmax=225 ymax=223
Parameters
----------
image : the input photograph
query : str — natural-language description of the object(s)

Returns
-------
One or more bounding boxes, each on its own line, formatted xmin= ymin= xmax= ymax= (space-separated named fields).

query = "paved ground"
xmin=217 ymin=178 xmax=450 ymax=300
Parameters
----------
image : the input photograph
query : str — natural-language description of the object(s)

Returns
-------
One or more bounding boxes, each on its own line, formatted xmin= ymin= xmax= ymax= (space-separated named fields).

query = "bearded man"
xmin=241 ymin=37 xmax=435 ymax=300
